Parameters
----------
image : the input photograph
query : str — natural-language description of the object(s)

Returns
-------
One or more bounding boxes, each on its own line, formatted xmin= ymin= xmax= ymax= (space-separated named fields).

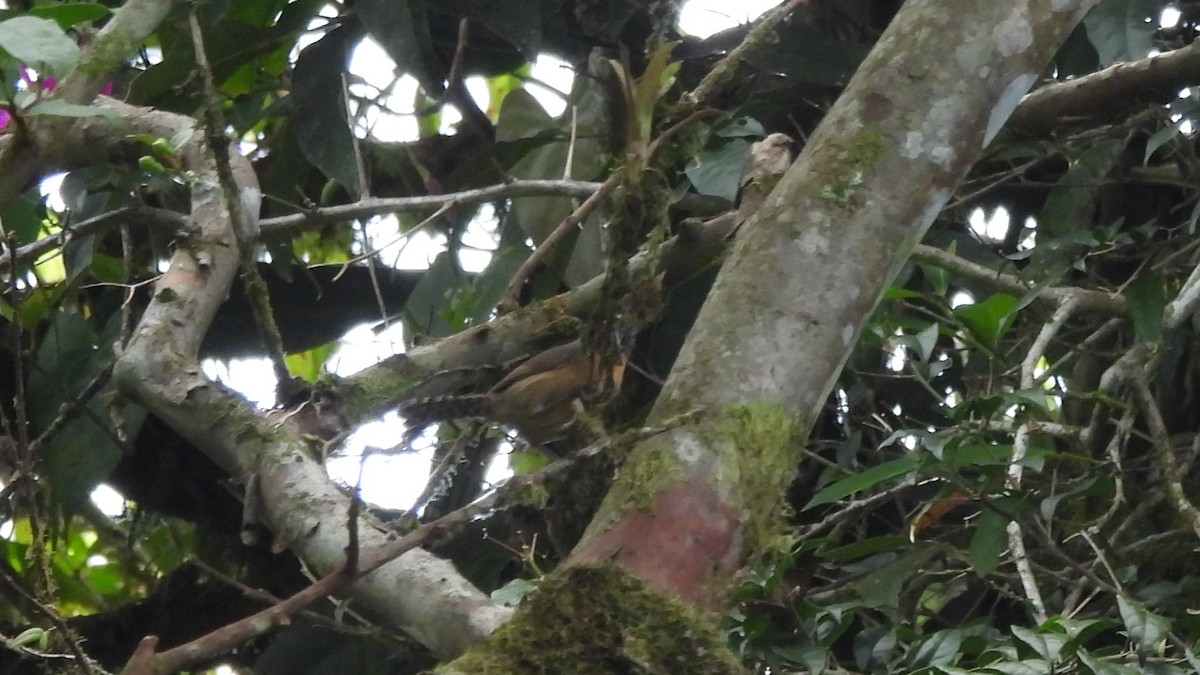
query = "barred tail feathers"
xmin=398 ymin=394 xmax=493 ymax=424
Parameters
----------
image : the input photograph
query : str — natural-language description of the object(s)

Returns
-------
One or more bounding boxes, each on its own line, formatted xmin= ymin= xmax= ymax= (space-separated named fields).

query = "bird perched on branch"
xmin=399 ymin=340 xmax=626 ymax=447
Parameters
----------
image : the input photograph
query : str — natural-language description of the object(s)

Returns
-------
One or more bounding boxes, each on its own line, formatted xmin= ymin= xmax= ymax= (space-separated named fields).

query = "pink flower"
xmin=0 ymin=109 xmax=10 ymax=129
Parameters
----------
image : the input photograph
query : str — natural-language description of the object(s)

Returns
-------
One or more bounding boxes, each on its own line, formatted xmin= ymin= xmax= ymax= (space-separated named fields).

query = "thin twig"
xmin=188 ymin=6 xmax=291 ymax=391
xmin=683 ymin=0 xmax=810 ymax=109
xmin=498 ymin=173 xmax=622 ymax=312
xmin=1132 ymin=374 xmax=1200 ymax=540
xmin=0 ymin=207 xmax=188 ymax=275
xmin=120 ymin=431 xmax=623 ymax=675
xmin=0 ymin=565 xmax=103 ymax=675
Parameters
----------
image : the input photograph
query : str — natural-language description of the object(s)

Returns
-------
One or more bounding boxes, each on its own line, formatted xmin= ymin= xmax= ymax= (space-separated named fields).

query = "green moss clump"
xmin=446 ymin=564 xmax=742 ymax=675
xmin=580 ymin=436 xmax=682 ymax=539
xmin=717 ymin=403 xmax=799 ymax=556
xmin=819 ymin=126 xmax=886 ymax=209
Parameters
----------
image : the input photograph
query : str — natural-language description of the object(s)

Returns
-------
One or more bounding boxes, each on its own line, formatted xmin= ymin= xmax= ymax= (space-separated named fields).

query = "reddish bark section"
xmin=570 ymin=475 xmax=743 ymax=607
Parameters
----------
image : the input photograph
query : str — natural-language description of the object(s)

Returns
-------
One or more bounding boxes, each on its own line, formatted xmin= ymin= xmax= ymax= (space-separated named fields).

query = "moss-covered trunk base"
xmin=438 ymin=564 xmax=743 ymax=675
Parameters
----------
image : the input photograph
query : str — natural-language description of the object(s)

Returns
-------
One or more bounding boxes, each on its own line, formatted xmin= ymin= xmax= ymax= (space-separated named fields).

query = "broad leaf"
xmin=0 ymin=16 xmax=79 ymax=76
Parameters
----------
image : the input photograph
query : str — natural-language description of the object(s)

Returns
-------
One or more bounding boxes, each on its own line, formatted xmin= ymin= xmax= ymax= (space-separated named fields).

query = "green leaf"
xmin=285 ymin=343 xmax=334 ymax=382
xmin=1011 ymin=625 xmax=1066 ymax=662
xmin=940 ymin=443 xmax=1018 ymax=467
xmin=510 ymin=449 xmax=549 ymax=475
xmin=491 ymin=577 xmax=540 ymax=606
xmin=1077 ymin=648 xmax=1144 ymax=675
xmin=772 ymin=644 xmax=828 ymax=671
xmin=291 ymin=26 xmax=362 ymax=197
xmin=953 ymin=292 xmax=1018 ymax=350
xmin=715 ymin=117 xmax=765 ymax=138
xmin=1083 ymin=0 xmax=1159 ymax=67
xmin=356 ymin=0 xmax=440 ymax=85
xmin=0 ymin=16 xmax=79 ymax=76
xmin=630 ymin=41 xmax=679 ymax=145
xmin=1123 ymin=274 xmax=1164 ymax=343
xmin=9 ymin=627 xmax=48 ymax=649
xmin=685 ymin=138 xmax=751 ymax=201
xmin=969 ymin=506 xmax=1008 ymax=576
xmin=913 ymin=322 xmax=939 ymax=363
xmin=1040 ymin=475 xmax=1106 ymax=522
xmin=1117 ymin=595 xmax=1169 ymax=652
xmin=402 ymin=252 xmax=469 ymax=339
xmin=820 ymin=535 xmax=911 ymax=562
xmin=0 ymin=190 xmax=46 ymax=244
xmin=449 ymin=0 xmax=544 ymax=58
xmin=1144 ymin=119 xmax=1185 ymax=165
xmin=28 ymin=4 xmax=109 ymax=29
xmin=907 ymin=628 xmax=963 ymax=668
xmin=985 ymin=658 xmax=1057 ymax=675
xmin=804 ymin=454 xmax=922 ymax=510
xmin=851 ymin=626 xmax=896 ymax=672
xmin=852 ymin=545 xmax=938 ymax=610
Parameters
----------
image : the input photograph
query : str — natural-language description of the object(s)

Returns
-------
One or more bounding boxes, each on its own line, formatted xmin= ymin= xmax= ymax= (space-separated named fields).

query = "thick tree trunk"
xmin=441 ymin=0 xmax=1100 ymax=670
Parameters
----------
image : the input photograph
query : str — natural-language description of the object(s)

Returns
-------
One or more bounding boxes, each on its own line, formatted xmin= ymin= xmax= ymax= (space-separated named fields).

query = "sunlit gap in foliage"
xmin=346 ymin=38 xmax=574 ymax=142
xmin=0 ymin=478 xmax=8 ymax=538
xmin=325 ymin=412 xmax=438 ymax=511
xmin=949 ymin=290 xmax=974 ymax=308
xmin=944 ymin=387 xmax=962 ymax=408
xmin=1162 ymin=6 xmax=1182 ymax=28
xmin=1171 ymin=87 xmax=1196 ymax=135
xmin=1150 ymin=8 xmax=1195 ymax=133
xmin=678 ymin=0 xmax=783 ymax=38
xmin=295 ymin=4 xmax=338 ymax=58
xmin=886 ymin=329 xmax=906 ymax=373
xmin=1032 ymin=356 xmax=1065 ymax=412
xmin=91 ymin=483 xmax=127 ymax=518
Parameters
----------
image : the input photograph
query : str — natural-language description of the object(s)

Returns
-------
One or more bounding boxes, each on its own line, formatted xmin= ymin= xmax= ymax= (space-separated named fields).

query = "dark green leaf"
xmin=1077 ymin=648 xmax=1145 ymax=675
xmin=443 ymin=0 xmax=545 ymax=57
xmin=1123 ymin=274 xmax=1164 ymax=343
xmin=969 ymin=506 xmax=1009 ymax=575
xmin=804 ymin=454 xmax=922 ymax=510
xmin=852 ymin=626 xmax=896 ymax=672
xmin=28 ymin=4 xmax=109 ymax=29
xmin=291 ymin=26 xmax=362 ymax=197
xmin=852 ymin=545 xmax=938 ymax=610
xmin=357 ymin=0 xmax=440 ymax=85
xmin=1083 ymin=0 xmax=1160 ymax=66
xmin=1 ymin=190 xmax=45 ymax=244
xmin=908 ymin=628 xmax=963 ymax=668
xmin=402 ymin=252 xmax=469 ymax=339
xmin=821 ymin=535 xmax=910 ymax=562
xmin=1117 ymin=595 xmax=1170 ymax=652
xmin=1144 ymin=120 xmax=1185 ymax=165
xmin=1054 ymin=23 xmax=1100 ymax=78
xmin=953 ymin=292 xmax=1018 ymax=350
xmin=771 ymin=644 xmax=828 ymax=671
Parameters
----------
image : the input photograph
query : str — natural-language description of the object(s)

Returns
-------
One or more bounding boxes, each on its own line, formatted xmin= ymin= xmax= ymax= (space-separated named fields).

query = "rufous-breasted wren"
xmin=399 ymin=340 xmax=626 ymax=446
